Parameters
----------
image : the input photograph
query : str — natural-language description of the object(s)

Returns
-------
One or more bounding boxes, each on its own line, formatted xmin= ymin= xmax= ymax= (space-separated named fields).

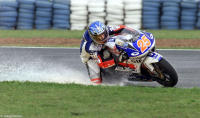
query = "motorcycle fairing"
xmin=115 ymin=32 xmax=155 ymax=58
xmin=143 ymin=52 xmax=163 ymax=72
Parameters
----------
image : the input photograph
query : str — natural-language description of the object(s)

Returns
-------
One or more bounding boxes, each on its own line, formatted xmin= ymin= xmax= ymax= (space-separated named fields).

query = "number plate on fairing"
xmin=116 ymin=33 xmax=155 ymax=58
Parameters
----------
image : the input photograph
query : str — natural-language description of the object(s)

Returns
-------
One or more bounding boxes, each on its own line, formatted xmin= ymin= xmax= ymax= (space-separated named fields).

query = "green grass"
xmin=0 ymin=30 xmax=200 ymax=39
xmin=0 ymin=30 xmax=84 ymax=39
xmin=146 ymin=30 xmax=200 ymax=39
xmin=0 ymin=81 xmax=200 ymax=118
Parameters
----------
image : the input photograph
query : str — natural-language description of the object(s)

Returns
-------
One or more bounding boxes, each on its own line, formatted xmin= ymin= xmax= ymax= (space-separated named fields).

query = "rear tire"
xmin=154 ymin=58 xmax=178 ymax=87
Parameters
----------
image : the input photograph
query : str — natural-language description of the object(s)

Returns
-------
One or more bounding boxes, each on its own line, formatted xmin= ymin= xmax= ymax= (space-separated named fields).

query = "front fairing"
xmin=116 ymin=32 xmax=155 ymax=58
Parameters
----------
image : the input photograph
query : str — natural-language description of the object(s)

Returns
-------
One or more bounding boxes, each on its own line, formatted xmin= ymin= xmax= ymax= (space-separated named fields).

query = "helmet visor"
xmin=91 ymin=30 xmax=108 ymax=44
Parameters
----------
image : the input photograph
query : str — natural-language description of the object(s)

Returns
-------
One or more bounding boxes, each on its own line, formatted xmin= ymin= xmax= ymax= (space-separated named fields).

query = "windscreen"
xmin=119 ymin=29 xmax=140 ymax=42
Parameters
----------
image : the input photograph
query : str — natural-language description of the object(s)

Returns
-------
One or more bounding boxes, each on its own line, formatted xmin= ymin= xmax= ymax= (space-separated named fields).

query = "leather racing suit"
xmin=80 ymin=25 xmax=135 ymax=84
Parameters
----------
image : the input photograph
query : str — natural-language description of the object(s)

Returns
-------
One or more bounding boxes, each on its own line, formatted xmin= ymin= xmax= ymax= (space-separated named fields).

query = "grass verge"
xmin=0 ymin=30 xmax=84 ymax=39
xmin=0 ymin=30 xmax=200 ymax=39
xmin=146 ymin=30 xmax=200 ymax=40
xmin=0 ymin=81 xmax=200 ymax=118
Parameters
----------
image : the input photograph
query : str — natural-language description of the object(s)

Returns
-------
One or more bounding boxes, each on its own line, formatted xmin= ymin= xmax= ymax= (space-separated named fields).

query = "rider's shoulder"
xmin=83 ymin=30 xmax=93 ymax=42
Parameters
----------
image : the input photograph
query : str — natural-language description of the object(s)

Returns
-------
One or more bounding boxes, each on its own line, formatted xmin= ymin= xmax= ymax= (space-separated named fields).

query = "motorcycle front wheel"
xmin=154 ymin=58 xmax=178 ymax=87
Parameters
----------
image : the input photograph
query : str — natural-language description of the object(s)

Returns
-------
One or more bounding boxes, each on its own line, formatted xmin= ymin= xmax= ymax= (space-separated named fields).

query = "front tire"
xmin=154 ymin=58 xmax=178 ymax=87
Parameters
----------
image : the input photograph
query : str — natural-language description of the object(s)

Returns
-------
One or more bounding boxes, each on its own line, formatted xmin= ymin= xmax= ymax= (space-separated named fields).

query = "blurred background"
xmin=0 ymin=0 xmax=200 ymax=30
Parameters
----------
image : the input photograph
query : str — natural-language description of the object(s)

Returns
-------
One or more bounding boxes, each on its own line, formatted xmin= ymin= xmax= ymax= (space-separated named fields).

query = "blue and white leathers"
xmin=80 ymin=30 xmax=103 ymax=63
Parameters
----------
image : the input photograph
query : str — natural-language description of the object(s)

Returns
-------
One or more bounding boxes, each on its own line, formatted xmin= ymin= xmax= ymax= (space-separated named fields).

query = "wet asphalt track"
xmin=0 ymin=47 xmax=199 ymax=88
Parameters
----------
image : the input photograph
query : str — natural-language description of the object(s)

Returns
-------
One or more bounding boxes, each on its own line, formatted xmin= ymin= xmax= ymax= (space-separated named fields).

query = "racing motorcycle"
xmin=97 ymin=29 xmax=178 ymax=87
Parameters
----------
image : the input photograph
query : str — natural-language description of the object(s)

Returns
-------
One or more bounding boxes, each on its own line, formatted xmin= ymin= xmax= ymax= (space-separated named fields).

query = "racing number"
xmin=137 ymin=35 xmax=151 ymax=53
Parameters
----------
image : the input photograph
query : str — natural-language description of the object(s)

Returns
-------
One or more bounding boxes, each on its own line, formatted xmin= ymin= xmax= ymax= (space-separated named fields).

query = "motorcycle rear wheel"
xmin=154 ymin=58 xmax=178 ymax=87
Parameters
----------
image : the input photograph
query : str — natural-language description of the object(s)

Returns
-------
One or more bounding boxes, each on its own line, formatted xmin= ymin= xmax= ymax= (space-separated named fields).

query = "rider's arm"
xmin=105 ymin=38 xmax=120 ymax=56
xmin=108 ymin=25 xmax=136 ymax=36
xmin=80 ymin=39 xmax=101 ymax=63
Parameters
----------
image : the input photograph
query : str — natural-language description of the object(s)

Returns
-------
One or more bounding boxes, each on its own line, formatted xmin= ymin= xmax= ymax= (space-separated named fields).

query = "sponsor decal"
xmin=150 ymin=34 xmax=154 ymax=39
xmin=130 ymin=59 xmax=142 ymax=63
xmin=131 ymin=52 xmax=140 ymax=56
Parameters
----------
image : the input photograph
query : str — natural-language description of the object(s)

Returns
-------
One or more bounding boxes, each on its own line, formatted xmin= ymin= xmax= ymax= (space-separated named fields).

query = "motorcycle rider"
xmin=80 ymin=21 xmax=135 ymax=85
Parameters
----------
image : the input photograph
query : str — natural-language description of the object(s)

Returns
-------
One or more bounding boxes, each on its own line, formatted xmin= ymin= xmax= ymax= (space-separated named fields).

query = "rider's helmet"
xmin=88 ymin=21 xmax=109 ymax=44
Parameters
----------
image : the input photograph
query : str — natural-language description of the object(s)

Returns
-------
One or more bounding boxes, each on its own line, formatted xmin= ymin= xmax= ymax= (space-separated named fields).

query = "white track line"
xmin=0 ymin=46 xmax=200 ymax=51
